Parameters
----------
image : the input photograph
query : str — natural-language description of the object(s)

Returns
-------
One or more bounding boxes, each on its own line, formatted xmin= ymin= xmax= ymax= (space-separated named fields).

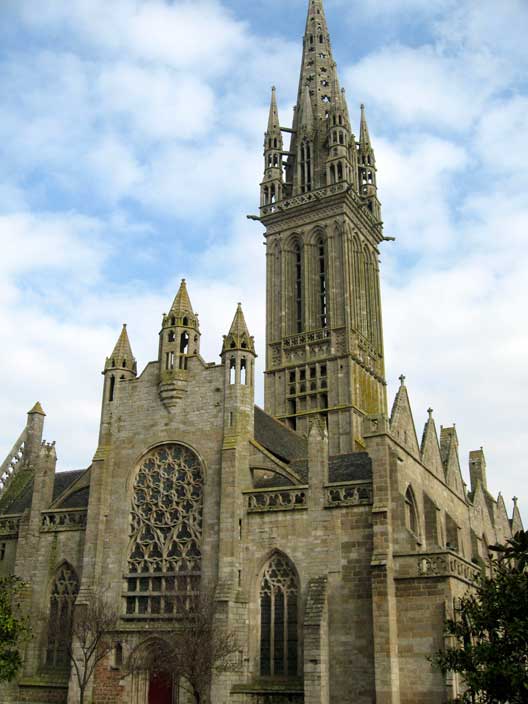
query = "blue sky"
xmin=0 ymin=0 xmax=527 ymax=522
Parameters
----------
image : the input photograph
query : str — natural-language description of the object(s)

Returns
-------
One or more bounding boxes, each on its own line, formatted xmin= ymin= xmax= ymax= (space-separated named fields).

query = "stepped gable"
xmin=440 ymin=426 xmax=466 ymax=499
xmin=389 ymin=375 xmax=420 ymax=458
xmin=254 ymin=405 xmax=307 ymax=465
xmin=420 ymin=408 xmax=445 ymax=480
xmin=1 ymin=469 xmax=88 ymax=514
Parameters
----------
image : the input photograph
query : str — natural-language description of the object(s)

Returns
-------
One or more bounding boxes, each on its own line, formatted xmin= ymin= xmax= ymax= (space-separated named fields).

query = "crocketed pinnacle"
xmin=170 ymin=279 xmax=194 ymax=316
xmin=222 ymin=303 xmax=256 ymax=354
xmin=105 ymin=324 xmax=137 ymax=373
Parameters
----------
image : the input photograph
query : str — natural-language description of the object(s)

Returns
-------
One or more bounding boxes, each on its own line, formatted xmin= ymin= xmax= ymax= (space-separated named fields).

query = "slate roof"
xmin=254 ymin=406 xmax=307 ymax=464
xmin=290 ymin=453 xmax=372 ymax=484
xmin=2 ymin=469 xmax=88 ymax=514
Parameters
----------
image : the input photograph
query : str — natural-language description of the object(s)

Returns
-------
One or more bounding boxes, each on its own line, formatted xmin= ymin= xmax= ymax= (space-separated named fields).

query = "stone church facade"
xmin=0 ymin=1 xmax=523 ymax=703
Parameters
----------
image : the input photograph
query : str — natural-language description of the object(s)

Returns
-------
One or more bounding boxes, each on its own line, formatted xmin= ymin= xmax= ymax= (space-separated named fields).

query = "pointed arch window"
xmin=260 ymin=553 xmax=299 ymax=678
xmin=126 ymin=444 xmax=203 ymax=618
xmin=294 ymin=243 xmax=303 ymax=333
xmin=405 ymin=487 xmax=419 ymax=538
xmin=318 ymin=238 xmax=327 ymax=328
xmin=46 ymin=563 xmax=79 ymax=668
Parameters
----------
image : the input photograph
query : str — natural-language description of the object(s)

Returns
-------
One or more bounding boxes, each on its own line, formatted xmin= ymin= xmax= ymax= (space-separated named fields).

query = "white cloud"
xmin=345 ymin=44 xmax=502 ymax=131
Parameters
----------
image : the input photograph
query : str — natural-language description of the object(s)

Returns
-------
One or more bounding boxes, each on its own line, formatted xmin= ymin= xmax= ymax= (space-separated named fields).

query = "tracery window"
xmin=126 ymin=444 xmax=203 ymax=619
xmin=260 ymin=553 xmax=299 ymax=678
xmin=46 ymin=563 xmax=79 ymax=668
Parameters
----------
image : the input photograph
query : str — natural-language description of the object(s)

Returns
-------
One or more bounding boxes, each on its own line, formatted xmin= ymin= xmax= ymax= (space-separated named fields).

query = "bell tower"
xmin=260 ymin=0 xmax=388 ymax=455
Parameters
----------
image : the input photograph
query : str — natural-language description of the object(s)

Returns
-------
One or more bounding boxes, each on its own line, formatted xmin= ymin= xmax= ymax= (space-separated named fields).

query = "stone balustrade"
xmin=246 ymin=487 xmax=308 ymax=513
xmin=394 ymin=550 xmax=480 ymax=585
xmin=324 ymin=481 xmax=373 ymax=508
xmin=41 ymin=509 xmax=87 ymax=532
xmin=0 ymin=514 xmax=22 ymax=537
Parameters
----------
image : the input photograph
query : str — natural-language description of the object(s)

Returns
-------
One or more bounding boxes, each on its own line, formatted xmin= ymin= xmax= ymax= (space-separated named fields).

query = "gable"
xmin=420 ymin=415 xmax=445 ymax=480
xmin=389 ymin=382 xmax=420 ymax=458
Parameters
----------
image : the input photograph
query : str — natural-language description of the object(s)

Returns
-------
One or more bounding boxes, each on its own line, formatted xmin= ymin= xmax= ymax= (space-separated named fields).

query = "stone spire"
xmin=222 ymin=303 xmax=255 ymax=354
xmin=105 ymin=324 xmax=137 ymax=374
xmin=285 ymin=0 xmax=354 ymax=196
xmin=267 ymin=86 xmax=281 ymax=134
xmin=359 ymin=104 xmax=372 ymax=149
xmin=357 ymin=103 xmax=380 ymax=218
xmin=170 ymin=279 xmax=194 ymax=317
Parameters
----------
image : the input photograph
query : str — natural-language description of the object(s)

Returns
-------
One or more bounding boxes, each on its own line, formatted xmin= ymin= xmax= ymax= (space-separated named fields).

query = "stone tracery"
xmin=126 ymin=444 xmax=203 ymax=618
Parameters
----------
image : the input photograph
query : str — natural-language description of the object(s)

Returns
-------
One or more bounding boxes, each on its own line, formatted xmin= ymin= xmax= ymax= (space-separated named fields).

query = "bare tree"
xmin=47 ymin=594 xmax=118 ymax=704
xmin=129 ymin=587 xmax=240 ymax=704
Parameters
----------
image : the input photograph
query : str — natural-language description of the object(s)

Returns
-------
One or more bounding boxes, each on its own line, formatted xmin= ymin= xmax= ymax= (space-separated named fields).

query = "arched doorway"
xmin=148 ymin=670 xmax=174 ymax=704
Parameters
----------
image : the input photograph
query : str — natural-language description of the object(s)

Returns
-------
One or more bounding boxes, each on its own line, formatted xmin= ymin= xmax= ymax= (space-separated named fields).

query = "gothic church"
xmin=0 ymin=1 xmax=523 ymax=703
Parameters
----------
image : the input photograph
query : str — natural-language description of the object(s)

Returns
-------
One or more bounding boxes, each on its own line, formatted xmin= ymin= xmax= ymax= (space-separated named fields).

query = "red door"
xmin=148 ymin=671 xmax=173 ymax=704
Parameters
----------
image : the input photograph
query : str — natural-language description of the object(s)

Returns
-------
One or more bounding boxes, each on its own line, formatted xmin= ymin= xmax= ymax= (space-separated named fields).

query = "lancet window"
xmin=300 ymin=140 xmax=312 ymax=193
xmin=46 ymin=563 xmax=79 ymax=668
xmin=294 ymin=243 xmax=303 ymax=333
xmin=405 ymin=487 xmax=419 ymax=538
xmin=260 ymin=553 xmax=299 ymax=678
xmin=126 ymin=444 xmax=203 ymax=619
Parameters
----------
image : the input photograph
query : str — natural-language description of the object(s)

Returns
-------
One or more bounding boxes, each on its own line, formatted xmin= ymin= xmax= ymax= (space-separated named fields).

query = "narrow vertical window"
xmin=230 ymin=358 xmax=236 ymax=385
xmin=318 ymin=238 xmax=327 ymax=328
xmin=241 ymin=358 xmax=248 ymax=385
xmin=405 ymin=487 xmax=420 ymax=538
xmin=294 ymin=243 xmax=303 ymax=333
xmin=260 ymin=553 xmax=298 ymax=678
xmin=109 ymin=375 xmax=116 ymax=402
xmin=300 ymin=140 xmax=312 ymax=193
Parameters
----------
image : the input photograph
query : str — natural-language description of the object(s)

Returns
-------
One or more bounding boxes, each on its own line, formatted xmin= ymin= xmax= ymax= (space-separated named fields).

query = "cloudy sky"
xmin=0 ymin=0 xmax=526 ymax=522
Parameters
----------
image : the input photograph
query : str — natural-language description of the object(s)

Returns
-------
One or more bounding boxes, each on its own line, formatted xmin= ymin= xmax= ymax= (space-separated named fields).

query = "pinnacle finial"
xmin=267 ymin=86 xmax=281 ymax=133
xmin=170 ymin=278 xmax=194 ymax=316
xmin=28 ymin=401 xmax=46 ymax=416
xmin=513 ymin=496 xmax=519 ymax=506
xmin=105 ymin=324 xmax=136 ymax=373
xmin=399 ymin=374 xmax=406 ymax=386
xmin=222 ymin=303 xmax=256 ymax=354
xmin=360 ymin=103 xmax=372 ymax=147
xmin=427 ymin=407 xmax=434 ymax=419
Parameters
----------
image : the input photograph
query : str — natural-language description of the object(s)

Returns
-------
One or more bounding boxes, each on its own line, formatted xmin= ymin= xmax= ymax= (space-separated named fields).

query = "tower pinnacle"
xmin=105 ymin=324 xmax=137 ymax=374
xmin=170 ymin=279 xmax=194 ymax=317
xmin=222 ymin=303 xmax=255 ymax=354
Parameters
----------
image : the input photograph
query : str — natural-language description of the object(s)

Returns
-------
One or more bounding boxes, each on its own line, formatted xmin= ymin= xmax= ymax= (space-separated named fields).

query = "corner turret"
xmin=103 ymin=324 xmax=137 ymax=403
xmin=159 ymin=279 xmax=200 ymax=410
xmin=99 ymin=325 xmax=137 ymax=444
xmin=221 ymin=304 xmax=256 ymax=438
